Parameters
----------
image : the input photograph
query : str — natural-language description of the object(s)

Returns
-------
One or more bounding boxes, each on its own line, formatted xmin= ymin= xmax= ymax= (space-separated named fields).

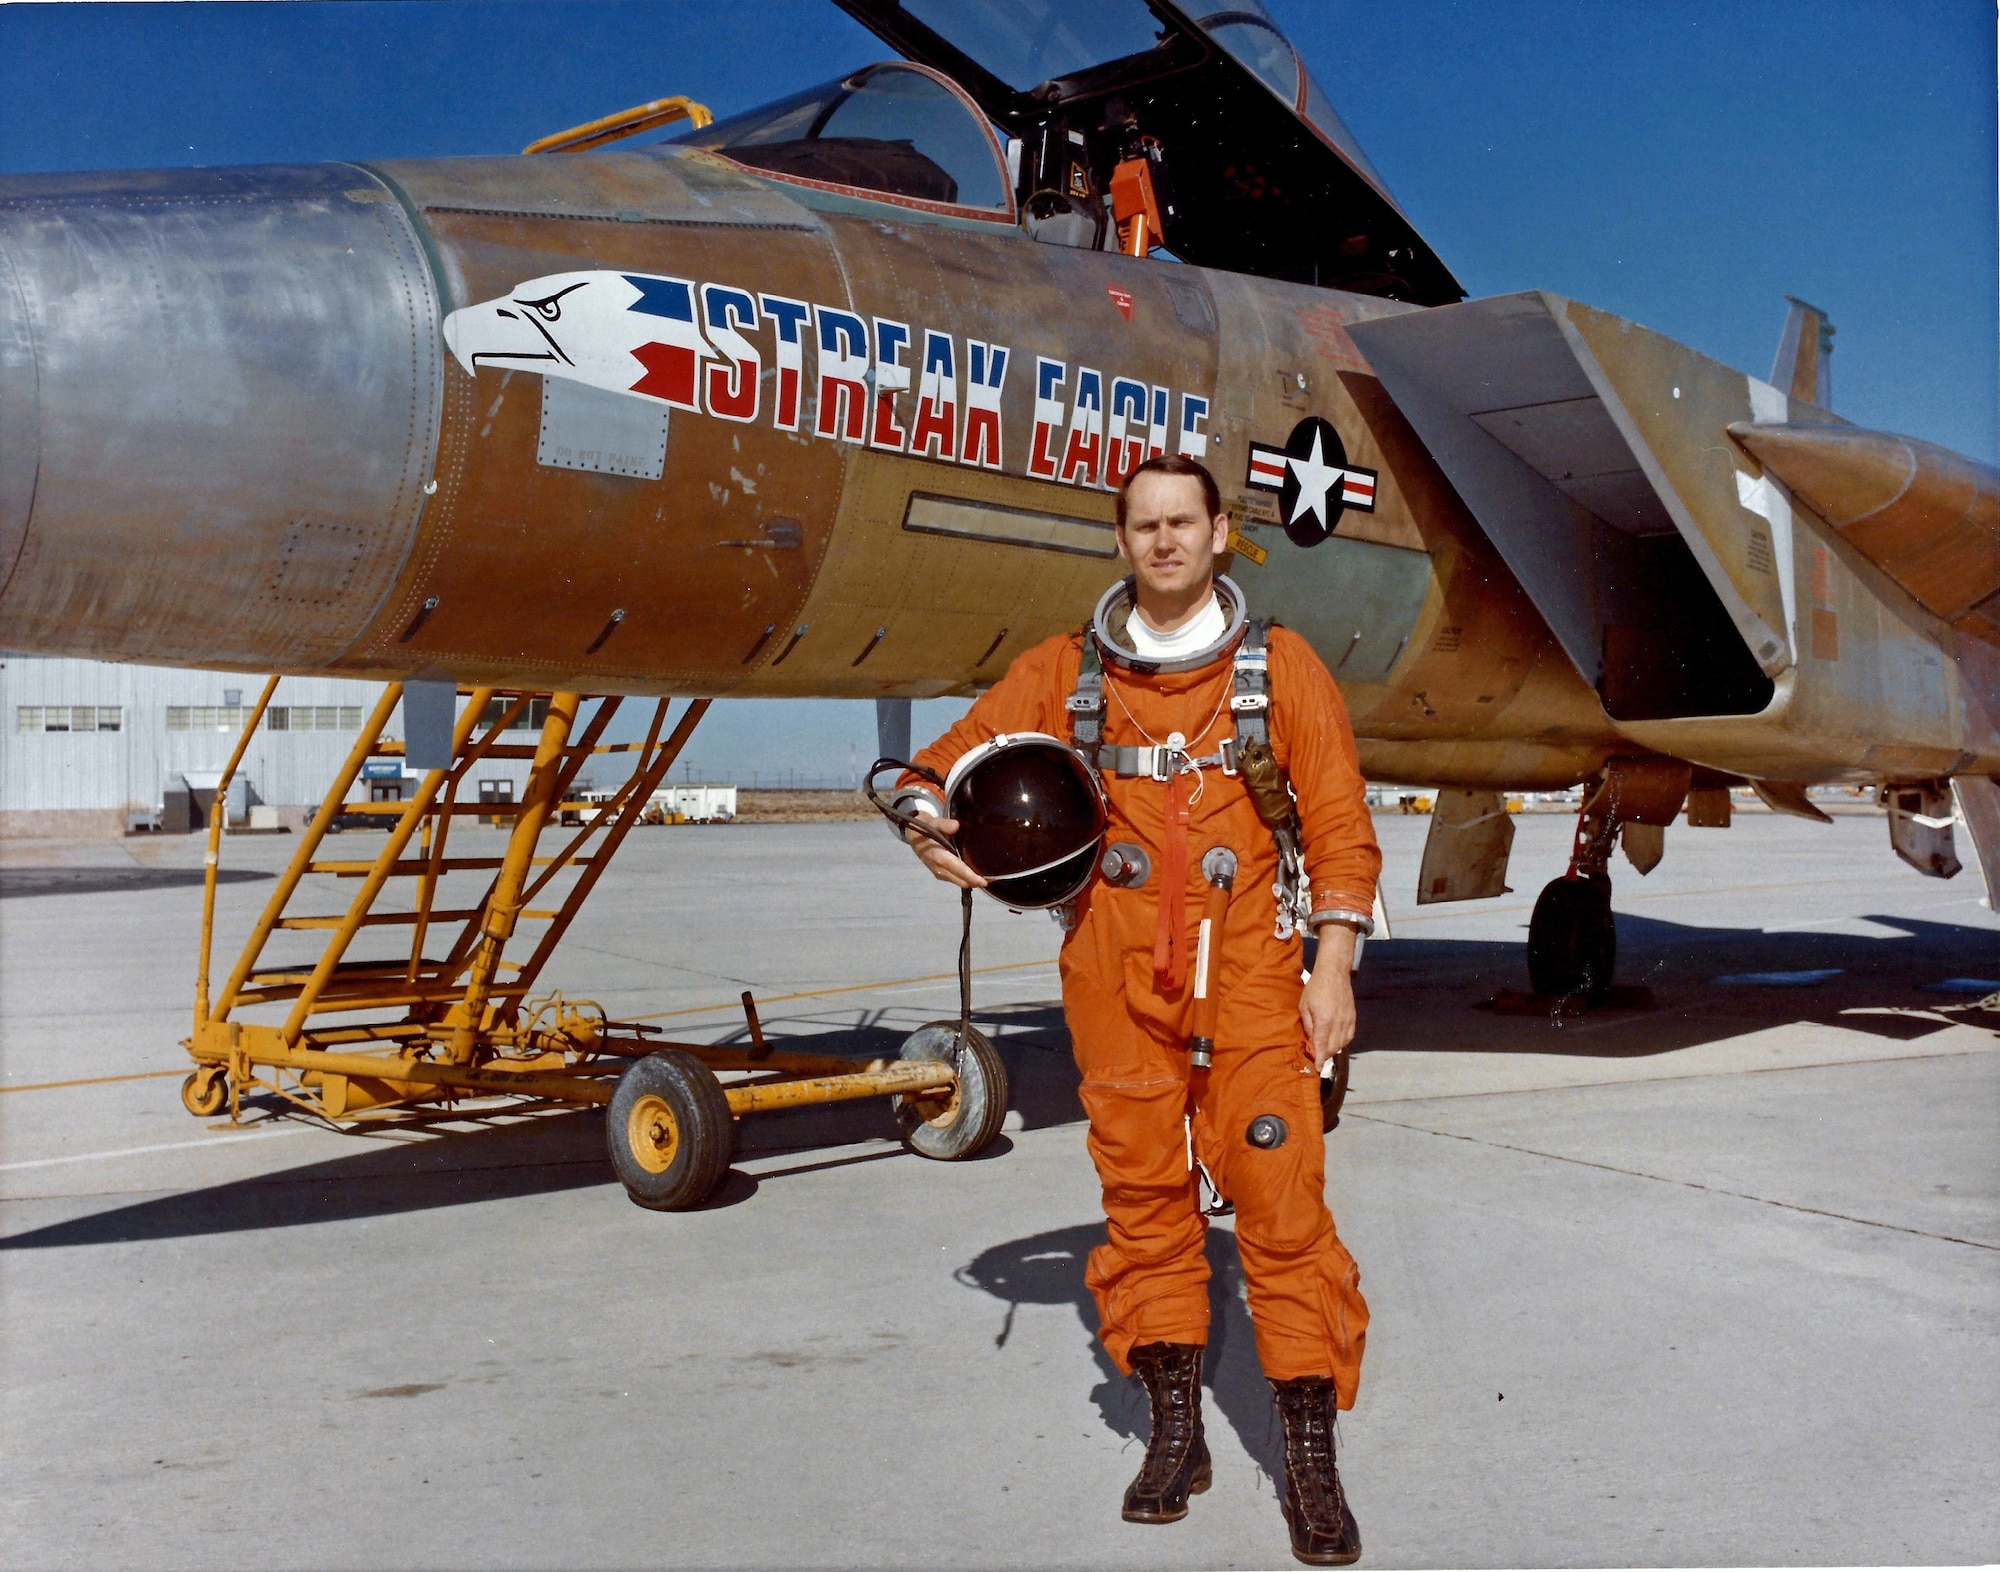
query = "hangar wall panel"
xmin=1 ymin=657 xmax=529 ymax=825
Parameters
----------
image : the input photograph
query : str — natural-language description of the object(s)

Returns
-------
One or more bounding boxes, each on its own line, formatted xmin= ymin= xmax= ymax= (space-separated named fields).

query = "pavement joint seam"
xmin=1378 ymin=869 xmax=1926 ymax=927
xmin=1351 ymin=1041 xmax=1997 ymax=1108
xmin=1344 ymin=1111 xmax=1999 ymax=1252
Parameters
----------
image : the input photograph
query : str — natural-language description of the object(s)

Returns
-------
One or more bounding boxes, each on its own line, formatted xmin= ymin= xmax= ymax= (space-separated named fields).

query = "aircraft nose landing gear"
xmin=1524 ymin=759 xmax=1692 ymax=1001
xmin=1527 ymin=871 xmax=1616 ymax=998
xmin=1527 ymin=788 xmax=1624 ymax=999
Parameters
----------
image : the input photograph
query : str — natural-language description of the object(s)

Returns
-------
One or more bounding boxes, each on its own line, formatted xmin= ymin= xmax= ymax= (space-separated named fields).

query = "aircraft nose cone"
xmin=0 ymin=234 xmax=36 ymax=603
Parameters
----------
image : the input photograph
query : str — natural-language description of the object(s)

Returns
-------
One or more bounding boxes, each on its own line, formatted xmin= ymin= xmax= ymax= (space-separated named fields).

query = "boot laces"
xmin=1276 ymin=1384 xmax=1349 ymax=1527
xmin=1133 ymin=1351 xmax=1200 ymax=1485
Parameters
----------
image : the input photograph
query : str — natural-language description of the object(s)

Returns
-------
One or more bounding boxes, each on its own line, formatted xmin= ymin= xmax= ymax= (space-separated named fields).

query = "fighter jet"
xmin=2 ymin=0 xmax=1994 ymax=1002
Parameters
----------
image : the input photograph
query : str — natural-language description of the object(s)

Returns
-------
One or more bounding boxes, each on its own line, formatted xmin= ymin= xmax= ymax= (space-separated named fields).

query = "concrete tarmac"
xmin=1 ymin=810 xmax=1996 ymax=1569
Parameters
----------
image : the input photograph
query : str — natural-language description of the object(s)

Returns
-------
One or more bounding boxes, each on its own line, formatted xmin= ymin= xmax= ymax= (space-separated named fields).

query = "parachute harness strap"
xmin=1230 ymin=623 xmax=1312 ymax=940
xmin=1066 ymin=635 xmax=1107 ymax=759
xmin=1068 ymin=622 xmax=1313 ymax=944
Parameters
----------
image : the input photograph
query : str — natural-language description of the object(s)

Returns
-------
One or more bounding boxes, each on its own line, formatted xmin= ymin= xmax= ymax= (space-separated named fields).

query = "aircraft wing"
xmin=1349 ymin=290 xmax=2000 ymax=720
xmin=830 ymin=0 xmax=1463 ymax=303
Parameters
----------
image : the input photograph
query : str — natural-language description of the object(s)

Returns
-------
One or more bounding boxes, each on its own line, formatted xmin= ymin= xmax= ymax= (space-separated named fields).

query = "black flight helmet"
xmin=944 ymin=732 xmax=1108 ymax=908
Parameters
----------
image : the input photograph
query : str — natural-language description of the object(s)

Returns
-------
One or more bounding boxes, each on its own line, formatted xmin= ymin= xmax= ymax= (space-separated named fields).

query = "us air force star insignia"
xmin=1244 ymin=416 xmax=1378 ymax=548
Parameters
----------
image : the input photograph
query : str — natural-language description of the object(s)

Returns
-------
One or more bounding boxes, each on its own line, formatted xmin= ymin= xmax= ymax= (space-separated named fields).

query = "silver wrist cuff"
xmin=1309 ymin=907 xmax=1375 ymax=938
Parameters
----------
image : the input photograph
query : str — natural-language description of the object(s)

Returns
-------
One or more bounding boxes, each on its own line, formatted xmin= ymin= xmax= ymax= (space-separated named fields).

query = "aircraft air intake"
xmin=0 ymin=163 xmax=444 ymax=672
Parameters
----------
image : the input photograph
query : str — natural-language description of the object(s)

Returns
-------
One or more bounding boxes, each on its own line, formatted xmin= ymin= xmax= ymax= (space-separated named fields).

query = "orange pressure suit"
xmin=908 ymin=608 xmax=1382 ymax=1403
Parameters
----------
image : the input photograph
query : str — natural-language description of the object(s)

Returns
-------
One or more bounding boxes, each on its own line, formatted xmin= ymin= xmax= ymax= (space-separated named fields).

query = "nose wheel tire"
xmin=893 ymin=1021 xmax=1010 ymax=1161
xmin=1527 ymin=873 xmax=1617 ymax=998
xmin=180 ymin=1067 xmax=228 ymax=1118
xmin=608 ymin=1049 xmax=735 ymax=1210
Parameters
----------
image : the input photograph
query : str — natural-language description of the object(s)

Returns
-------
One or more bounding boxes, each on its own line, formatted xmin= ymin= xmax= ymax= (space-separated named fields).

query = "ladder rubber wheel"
xmin=1320 ymin=1050 xmax=1351 ymax=1132
xmin=893 ymin=1021 xmax=1009 ymax=1161
xmin=1526 ymin=873 xmax=1617 ymax=998
xmin=181 ymin=1067 xmax=227 ymax=1118
xmin=607 ymin=1049 xmax=734 ymax=1210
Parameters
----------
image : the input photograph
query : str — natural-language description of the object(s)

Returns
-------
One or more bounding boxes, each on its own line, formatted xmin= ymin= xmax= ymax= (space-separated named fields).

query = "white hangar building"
xmin=1 ymin=655 xmax=536 ymax=839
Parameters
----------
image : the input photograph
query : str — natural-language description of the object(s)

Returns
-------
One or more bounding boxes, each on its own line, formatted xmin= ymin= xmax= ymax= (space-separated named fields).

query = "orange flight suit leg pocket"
xmin=1076 ymin=1072 xmax=1209 ymax=1376
xmin=1064 ymin=952 xmax=1212 ymax=1376
xmin=1196 ymin=1046 xmax=1369 ymax=1403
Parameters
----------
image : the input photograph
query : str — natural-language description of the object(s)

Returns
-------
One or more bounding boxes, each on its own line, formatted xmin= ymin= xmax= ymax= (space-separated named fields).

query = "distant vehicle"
xmin=560 ymin=787 xmax=614 ymax=827
xmin=321 ymin=808 xmax=387 ymax=834
xmin=325 ymin=764 xmax=416 ymax=831
xmin=646 ymin=785 xmax=738 ymax=825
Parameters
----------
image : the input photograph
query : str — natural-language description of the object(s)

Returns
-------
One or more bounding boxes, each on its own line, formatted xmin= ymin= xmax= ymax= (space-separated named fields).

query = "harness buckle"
xmin=1219 ymin=737 xmax=1239 ymax=776
xmin=1230 ymin=692 xmax=1269 ymax=712
xmin=1064 ymin=693 xmax=1102 ymax=713
xmin=1151 ymin=731 xmax=1190 ymax=782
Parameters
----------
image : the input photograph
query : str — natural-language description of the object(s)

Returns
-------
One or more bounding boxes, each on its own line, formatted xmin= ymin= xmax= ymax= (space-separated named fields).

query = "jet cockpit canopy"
xmin=829 ymin=0 xmax=1462 ymax=302
xmin=678 ymin=59 xmax=1014 ymax=218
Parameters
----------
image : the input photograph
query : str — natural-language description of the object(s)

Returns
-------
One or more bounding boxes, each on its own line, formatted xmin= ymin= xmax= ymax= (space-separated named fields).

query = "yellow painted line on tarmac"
xmin=626 ymin=957 xmax=1060 ymax=1023
xmin=0 ymin=1068 xmax=189 ymax=1095
xmin=0 ymin=963 xmax=1067 ymax=1100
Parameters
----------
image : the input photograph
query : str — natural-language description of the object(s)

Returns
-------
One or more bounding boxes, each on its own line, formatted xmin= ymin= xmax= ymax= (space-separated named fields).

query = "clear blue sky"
xmin=3 ymin=1 xmax=1992 ymax=781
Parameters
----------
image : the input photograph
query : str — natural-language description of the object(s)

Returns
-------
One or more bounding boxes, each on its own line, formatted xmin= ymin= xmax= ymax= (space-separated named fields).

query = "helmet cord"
xmin=864 ymin=757 xmax=976 ymax=1061
xmin=956 ymin=886 xmax=974 ymax=1067
xmin=861 ymin=755 xmax=955 ymax=855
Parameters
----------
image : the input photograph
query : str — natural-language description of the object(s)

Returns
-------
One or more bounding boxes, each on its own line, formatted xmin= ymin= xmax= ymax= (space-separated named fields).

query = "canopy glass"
xmin=1171 ymin=0 xmax=1389 ymax=196
xmin=680 ymin=62 xmax=1009 ymax=211
xmin=898 ymin=0 xmax=1167 ymax=91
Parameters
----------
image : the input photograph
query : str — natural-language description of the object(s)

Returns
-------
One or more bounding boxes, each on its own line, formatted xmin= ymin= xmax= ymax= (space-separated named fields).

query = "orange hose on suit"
xmin=906 ymin=624 xmax=1381 ymax=1401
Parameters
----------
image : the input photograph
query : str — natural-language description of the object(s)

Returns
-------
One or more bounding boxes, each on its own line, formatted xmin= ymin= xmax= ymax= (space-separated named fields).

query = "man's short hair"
xmin=1116 ymin=453 xmax=1222 ymax=530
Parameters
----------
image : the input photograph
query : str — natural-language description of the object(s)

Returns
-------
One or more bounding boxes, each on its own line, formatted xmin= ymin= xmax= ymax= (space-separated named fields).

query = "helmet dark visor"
xmin=945 ymin=734 xmax=1107 ymax=909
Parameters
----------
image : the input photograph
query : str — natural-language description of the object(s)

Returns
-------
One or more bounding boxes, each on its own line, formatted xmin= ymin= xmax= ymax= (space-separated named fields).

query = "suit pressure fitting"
xmin=1187 ymin=846 xmax=1238 ymax=1069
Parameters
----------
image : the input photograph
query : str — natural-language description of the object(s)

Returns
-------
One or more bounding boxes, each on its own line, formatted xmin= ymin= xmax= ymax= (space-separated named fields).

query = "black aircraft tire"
xmin=894 ymin=1021 xmax=1010 ymax=1161
xmin=1319 ymin=1050 xmax=1351 ymax=1132
xmin=607 ymin=1049 xmax=734 ymax=1211
xmin=1527 ymin=876 xmax=1618 ymax=998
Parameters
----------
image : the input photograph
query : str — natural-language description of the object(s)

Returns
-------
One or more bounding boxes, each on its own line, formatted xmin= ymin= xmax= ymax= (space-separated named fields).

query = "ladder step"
xmin=250 ymin=959 xmax=448 ymax=982
xmin=308 ymin=857 xmax=596 ymax=876
xmin=332 ymin=801 xmax=530 ymax=818
xmin=276 ymin=909 xmax=482 ymax=930
xmin=248 ymin=957 xmax=526 ymax=983
xmin=342 ymin=801 xmax=616 ymax=817
xmin=235 ymin=982 xmax=532 ymax=1009
xmin=327 ymin=801 xmax=616 ymax=818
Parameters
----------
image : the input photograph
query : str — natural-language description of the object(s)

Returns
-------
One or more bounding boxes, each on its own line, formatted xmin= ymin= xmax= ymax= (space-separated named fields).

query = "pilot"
xmin=892 ymin=454 xmax=1381 ymax=1566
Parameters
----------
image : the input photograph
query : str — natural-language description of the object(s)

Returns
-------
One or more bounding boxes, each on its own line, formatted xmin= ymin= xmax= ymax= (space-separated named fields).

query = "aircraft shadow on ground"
xmin=958 ymin=1222 xmax=1286 ymax=1486
xmin=1355 ymin=910 xmax=1998 ymax=1057
xmin=0 ymin=866 xmax=273 ymax=899
xmin=7 ymin=913 xmax=1990 ymax=1252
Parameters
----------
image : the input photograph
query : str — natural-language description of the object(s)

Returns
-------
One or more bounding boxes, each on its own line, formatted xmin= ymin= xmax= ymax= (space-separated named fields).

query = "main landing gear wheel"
xmin=893 ymin=1021 xmax=1010 ymax=1161
xmin=1527 ymin=873 xmax=1617 ymax=998
xmin=607 ymin=1049 xmax=734 ymax=1210
xmin=180 ymin=1067 xmax=227 ymax=1118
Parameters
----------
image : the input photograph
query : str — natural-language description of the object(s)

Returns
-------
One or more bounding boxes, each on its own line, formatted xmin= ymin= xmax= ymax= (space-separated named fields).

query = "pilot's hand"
xmin=906 ymin=815 xmax=988 ymax=890
xmin=1299 ymin=923 xmax=1358 ymax=1070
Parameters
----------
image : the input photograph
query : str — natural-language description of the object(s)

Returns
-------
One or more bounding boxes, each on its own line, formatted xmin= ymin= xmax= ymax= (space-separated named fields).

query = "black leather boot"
xmin=1272 ymin=1376 xmax=1362 ymax=1565
xmin=1121 ymin=1341 xmax=1212 ymax=1523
